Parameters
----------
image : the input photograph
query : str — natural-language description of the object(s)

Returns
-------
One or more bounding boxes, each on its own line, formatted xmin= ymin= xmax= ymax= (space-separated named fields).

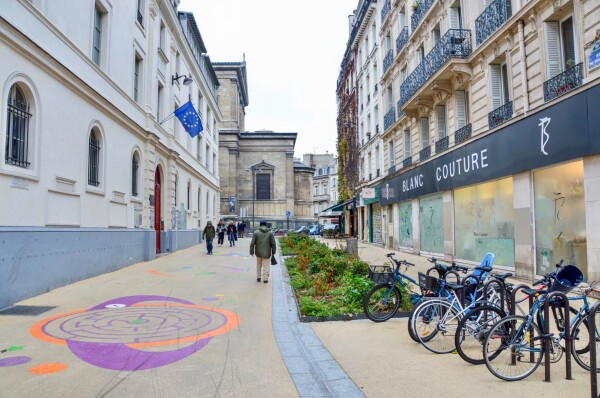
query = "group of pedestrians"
xmin=201 ymin=219 xmax=276 ymax=284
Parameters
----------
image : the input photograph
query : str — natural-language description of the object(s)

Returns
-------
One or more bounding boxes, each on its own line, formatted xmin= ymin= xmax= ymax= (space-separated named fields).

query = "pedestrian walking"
xmin=249 ymin=221 xmax=276 ymax=283
xmin=217 ymin=220 xmax=226 ymax=246
xmin=227 ymin=221 xmax=237 ymax=247
xmin=238 ymin=220 xmax=246 ymax=238
xmin=202 ymin=221 xmax=215 ymax=255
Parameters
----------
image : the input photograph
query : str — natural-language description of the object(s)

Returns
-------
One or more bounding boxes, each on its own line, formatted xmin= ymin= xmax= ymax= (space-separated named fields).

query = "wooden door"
xmin=154 ymin=168 xmax=161 ymax=254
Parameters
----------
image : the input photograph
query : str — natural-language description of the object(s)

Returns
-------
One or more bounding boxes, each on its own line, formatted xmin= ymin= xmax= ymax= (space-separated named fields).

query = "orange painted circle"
xmin=29 ymin=363 xmax=68 ymax=374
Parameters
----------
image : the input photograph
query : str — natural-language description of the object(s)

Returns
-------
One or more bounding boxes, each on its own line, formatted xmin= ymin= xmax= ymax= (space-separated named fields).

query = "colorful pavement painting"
xmin=30 ymin=295 xmax=240 ymax=371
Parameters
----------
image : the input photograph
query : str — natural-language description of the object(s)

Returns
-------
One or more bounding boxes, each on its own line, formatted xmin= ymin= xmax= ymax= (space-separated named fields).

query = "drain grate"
xmin=0 ymin=305 xmax=56 ymax=316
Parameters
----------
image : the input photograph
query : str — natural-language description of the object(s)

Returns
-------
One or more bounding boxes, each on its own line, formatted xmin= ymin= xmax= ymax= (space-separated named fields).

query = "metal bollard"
xmin=543 ymin=291 xmax=572 ymax=382
xmin=589 ymin=301 xmax=600 ymax=398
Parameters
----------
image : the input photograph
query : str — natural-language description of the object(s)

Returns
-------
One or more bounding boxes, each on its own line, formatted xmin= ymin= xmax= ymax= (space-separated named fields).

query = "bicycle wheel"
xmin=363 ymin=283 xmax=402 ymax=322
xmin=483 ymin=315 xmax=544 ymax=381
xmin=407 ymin=297 xmax=433 ymax=343
xmin=571 ymin=312 xmax=600 ymax=372
xmin=414 ymin=299 xmax=460 ymax=354
xmin=455 ymin=305 xmax=506 ymax=365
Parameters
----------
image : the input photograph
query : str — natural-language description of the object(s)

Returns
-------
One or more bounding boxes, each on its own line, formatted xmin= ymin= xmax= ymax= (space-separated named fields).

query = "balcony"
xmin=454 ymin=123 xmax=472 ymax=145
xmin=397 ymin=100 xmax=404 ymax=120
xmin=411 ymin=0 xmax=435 ymax=32
xmin=475 ymin=0 xmax=512 ymax=47
xmin=398 ymin=29 xmax=472 ymax=110
xmin=488 ymin=101 xmax=513 ymax=129
xmin=384 ymin=107 xmax=396 ymax=132
xmin=403 ymin=156 xmax=413 ymax=168
xmin=396 ymin=26 xmax=408 ymax=55
xmin=434 ymin=136 xmax=449 ymax=153
xmin=381 ymin=0 xmax=391 ymax=24
xmin=383 ymin=49 xmax=394 ymax=75
xmin=419 ymin=146 xmax=431 ymax=161
xmin=543 ymin=63 xmax=583 ymax=103
xmin=388 ymin=164 xmax=396 ymax=175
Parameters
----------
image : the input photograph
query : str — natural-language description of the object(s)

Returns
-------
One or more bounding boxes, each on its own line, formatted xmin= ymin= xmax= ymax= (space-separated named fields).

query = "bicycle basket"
xmin=548 ymin=265 xmax=584 ymax=294
xmin=418 ymin=272 xmax=442 ymax=293
xmin=368 ymin=265 xmax=394 ymax=283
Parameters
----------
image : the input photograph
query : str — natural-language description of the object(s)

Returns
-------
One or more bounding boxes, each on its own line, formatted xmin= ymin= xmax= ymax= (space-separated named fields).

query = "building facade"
xmin=369 ymin=0 xmax=600 ymax=281
xmin=0 ymin=0 xmax=221 ymax=308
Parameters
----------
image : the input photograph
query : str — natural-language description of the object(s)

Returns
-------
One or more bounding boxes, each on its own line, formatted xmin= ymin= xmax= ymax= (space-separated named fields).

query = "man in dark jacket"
xmin=202 ymin=221 xmax=216 ymax=255
xmin=249 ymin=221 xmax=276 ymax=283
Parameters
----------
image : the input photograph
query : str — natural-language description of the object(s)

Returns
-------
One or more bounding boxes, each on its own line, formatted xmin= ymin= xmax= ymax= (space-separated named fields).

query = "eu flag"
xmin=174 ymin=101 xmax=203 ymax=138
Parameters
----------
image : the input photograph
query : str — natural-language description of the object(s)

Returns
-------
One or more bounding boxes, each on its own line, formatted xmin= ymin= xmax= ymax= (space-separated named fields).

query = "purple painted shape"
xmin=66 ymin=338 xmax=211 ymax=371
xmin=0 ymin=356 xmax=32 ymax=367
xmin=89 ymin=295 xmax=194 ymax=310
xmin=201 ymin=297 xmax=219 ymax=302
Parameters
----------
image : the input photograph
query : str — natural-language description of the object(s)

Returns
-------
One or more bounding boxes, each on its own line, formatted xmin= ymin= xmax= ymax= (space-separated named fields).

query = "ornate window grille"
xmin=398 ymin=29 xmax=472 ymax=110
xmin=454 ymin=123 xmax=472 ymax=145
xmin=88 ymin=131 xmax=101 ymax=186
xmin=435 ymin=136 xmax=449 ymax=153
xmin=411 ymin=0 xmax=435 ymax=32
xmin=403 ymin=156 xmax=412 ymax=168
xmin=396 ymin=26 xmax=408 ymax=55
xmin=488 ymin=101 xmax=513 ymax=129
xmin=381 ymin=0 xmax=391 ymax=24
xmin=543 ymin=63 xmax=583 ymax=102
xmin=384 ymin=107 xmax=396 ymax=131
xmin=475 ymin=0 xmax=512 ymax=46
xmin=5 ymin=85 xmax=31 ymax=168
xmin=383 ymin=49 xmax=394 ymax=74
xmin=419 ymin=146 xmax=431 ymax=161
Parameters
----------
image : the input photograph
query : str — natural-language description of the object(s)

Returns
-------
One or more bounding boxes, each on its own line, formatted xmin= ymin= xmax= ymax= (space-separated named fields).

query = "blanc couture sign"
xmin=378 ymin=85 xmax=600 ymax=205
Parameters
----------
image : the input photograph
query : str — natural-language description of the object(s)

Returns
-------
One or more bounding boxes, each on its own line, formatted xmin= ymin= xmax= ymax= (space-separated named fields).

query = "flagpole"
xmin=158 ymin=112 xmax=176 ymax=125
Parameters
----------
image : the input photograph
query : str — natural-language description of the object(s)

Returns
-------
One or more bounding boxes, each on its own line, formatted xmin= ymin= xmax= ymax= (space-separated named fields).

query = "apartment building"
xmin=0 ymin=0 xmax=221 ymax=308
xmin=372 ymin=0 xmax=600 ymax=281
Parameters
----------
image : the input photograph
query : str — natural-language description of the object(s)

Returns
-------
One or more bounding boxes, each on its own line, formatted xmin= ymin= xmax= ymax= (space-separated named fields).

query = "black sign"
xmin=377 ymin=84 xmax=600 ymax=205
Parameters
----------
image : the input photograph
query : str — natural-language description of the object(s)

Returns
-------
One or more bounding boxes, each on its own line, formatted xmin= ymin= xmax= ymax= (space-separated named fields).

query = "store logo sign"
xmin=539 ymin=117 xmax=551 ymax=156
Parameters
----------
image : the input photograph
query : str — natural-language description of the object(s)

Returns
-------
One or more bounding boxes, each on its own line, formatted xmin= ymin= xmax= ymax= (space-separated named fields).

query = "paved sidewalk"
xmin=311 ymin=238 xmax=593 ymax=398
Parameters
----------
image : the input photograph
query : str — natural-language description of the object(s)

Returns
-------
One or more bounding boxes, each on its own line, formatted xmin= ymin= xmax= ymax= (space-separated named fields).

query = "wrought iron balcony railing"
xmin=454 ymin=123 xmax=472 ymax=145
xmin=419 ymin=146 xmax=431 ymax=161
xmin=488 ymin=101 xmax=513 ymax=129
xmin=543 ymin=63 xmax=583 ymax=103
xmin=384 ymin=107 xmax=396 ymax=131
xmin=410 ymin=0 xmax=435 ymax=31
xmin=381 ymin=0 xmax=391 ymax=24
xmin=388 ymin=164 xmax=396 ymax=175
xmin=403 ymin=156 xmax=412 ymax=168
xmin=435 ymin=136 xmax=449 ymax=153
xmin=398 ymin=29 xmax=472 ymax=110
xmin=374 ymin=83 xmax=378 ymax=94
xmin=383 ymin=49 xmax=394 ymax=74
xmin=396 ymin=26 xmax=408 ymax=55
xmin=475 ymin=0 xmax=512 ymax=46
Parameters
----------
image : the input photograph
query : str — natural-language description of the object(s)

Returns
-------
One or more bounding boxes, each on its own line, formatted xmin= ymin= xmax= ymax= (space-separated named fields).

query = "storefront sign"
xmin=589 ymin=40 xmax=600 ymax=71
xmin=362 ymin=187 xmax=376 ymax=198
xmin=377 ymin=84 xmax=600 ymax=205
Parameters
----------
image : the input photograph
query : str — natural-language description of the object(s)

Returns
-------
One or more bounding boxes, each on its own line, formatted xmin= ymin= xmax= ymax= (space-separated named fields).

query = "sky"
xmin=178 ymin=0 xmax=358 ymax=159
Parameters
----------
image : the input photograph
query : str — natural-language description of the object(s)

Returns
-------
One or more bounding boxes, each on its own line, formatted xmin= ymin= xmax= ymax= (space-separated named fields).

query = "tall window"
xmin=212 ymin=153 xmax=216 ymax=173
xmin=187 ymin=181 xmax=191 ymax=210
xmin=197 ymin=187 xmax=201 ymax=212
xmin=449 ymin=3 xmax=462 ymax=29
xmin=5 ymin=84 xmax=31 ymax=168
xmin=88 ymin=129 xmax=101 ymax=186
xmin=436 ymin=105 xmax=447 ymax=139
xmin=420 ymin=117 xmax=430 ymax=148
xmin=196 ymin=135 xmax=203 ymax=161
xmin=174 ymin=174 xmax=178 ymax=206
xmin=159 ymin=21 xmax=166 ymax=51
xmin=136 ymin=0 xmax=144 ymax=26
xmin=134 ymin=55 xmax=141 ymax=102
xmin=403 ymin=129 xmax=411 ymax=159
xmin=157 ymin=83 xmax=163 ymax=121
xmin=256 ymin=173 xmax=271 ymax=200
xmin=455 ymin=91 xmax=469 ymax=129
xmin=92 ymin=5 xmax=103 ymax=66
xmin=131 ymin=152 xmax=139 ymax=196
xmin=205 ymin=144 xmax=209 ymax=167
xmin=489 ymin=62 xmax=510 ymax=110
xmin=544 ymin=17 xmax=577 ymax=79
xmin=388 ymin=140 xmax=395 ymax=166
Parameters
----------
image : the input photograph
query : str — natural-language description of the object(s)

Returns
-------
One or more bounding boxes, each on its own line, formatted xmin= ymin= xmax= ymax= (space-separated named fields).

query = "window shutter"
xmin=436 ymin=105 xmax=446 ymax=138
xmin=561 ymin=18 xmax=575 ymax=67
xmin=455 ymin=91 xmax=467 ymax=129
xmin=404 ymin=130 xmax=411 ymax=158
xmin=544 ymin=21 xmax=561 ymax=78
xmin=489 ymin=64 xmax=502 ymax=111
xmin=449 ymin=8 xmax=460 ymax=30
xmin=420 ymin=117 xmax=430 ymax=147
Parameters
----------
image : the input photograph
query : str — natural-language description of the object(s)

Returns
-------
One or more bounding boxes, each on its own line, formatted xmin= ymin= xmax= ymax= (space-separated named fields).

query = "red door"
xmin=154 ymin=168 xmax=162 ymax=254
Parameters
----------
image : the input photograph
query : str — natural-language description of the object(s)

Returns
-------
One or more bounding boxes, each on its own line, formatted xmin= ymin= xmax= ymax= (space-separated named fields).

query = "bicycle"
xmin=482 ymin=261 xmax=591 ymax=381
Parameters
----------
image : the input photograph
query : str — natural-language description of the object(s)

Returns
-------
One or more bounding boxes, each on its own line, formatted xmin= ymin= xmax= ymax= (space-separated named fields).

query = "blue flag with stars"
xmin=174 ymin=101 xmax=203 ymax=138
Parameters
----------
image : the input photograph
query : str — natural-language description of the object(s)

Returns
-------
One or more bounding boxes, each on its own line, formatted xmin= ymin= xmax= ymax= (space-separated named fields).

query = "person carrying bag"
xmin=250 ymin=221 xmax=276 ymax=283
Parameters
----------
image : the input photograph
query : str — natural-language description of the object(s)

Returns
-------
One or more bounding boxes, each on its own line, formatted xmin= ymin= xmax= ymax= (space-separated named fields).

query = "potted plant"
xmin=566 ymin=58 xmax=576 ymax=69
xmin=412 ymin=0 xmax=420 ymax=11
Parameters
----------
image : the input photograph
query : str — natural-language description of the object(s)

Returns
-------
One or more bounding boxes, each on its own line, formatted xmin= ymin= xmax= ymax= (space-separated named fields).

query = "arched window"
xmin=131 ymin=151 xmax=140 ymax=197
xmin=5 ymin=84 xmax=31 ymax=168
xmin=88 ymin=128 xmax=101 ymax=186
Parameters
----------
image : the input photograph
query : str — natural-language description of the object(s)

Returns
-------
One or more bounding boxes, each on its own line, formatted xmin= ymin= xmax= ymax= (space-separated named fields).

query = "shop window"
xmin=419 ymin=193 xmax=444 ymax=254
xmin=454 ymin=177 xmax=515 ymax=267
xmin=399 ymin=201 xmax=413 ymax=248
xmin=534 ymin=161 xmax=586 ymax=278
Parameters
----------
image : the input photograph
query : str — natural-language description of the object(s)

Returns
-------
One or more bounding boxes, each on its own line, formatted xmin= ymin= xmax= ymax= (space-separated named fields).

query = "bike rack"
xmin=542 ymin=291 xmax=572 ymax=382
xmin=509 ymin=285 xmax=534 ymax=366
xmin=483 ymin=279 xmax=507 ymax=311
xmin=588 ymin=301 xmax=600 ymax=397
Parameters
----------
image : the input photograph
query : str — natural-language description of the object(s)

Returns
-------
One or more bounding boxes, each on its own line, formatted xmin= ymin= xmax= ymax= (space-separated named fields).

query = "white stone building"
xmin=0 ymin=0 xmax=221 ymax=308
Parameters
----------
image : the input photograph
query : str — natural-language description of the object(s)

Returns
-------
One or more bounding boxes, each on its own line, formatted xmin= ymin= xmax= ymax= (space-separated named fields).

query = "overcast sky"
xmin=178 ymin=0 xmax=358 ymax=160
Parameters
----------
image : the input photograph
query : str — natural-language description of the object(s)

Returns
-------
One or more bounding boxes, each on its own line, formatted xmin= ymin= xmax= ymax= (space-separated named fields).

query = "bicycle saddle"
xmin=490 ymin=272 xmax=513 ymax=280
xmin=522 ymin=288 xmax=546 ymax=296
xmin=474 ymin=265 xmax=493 ymax=273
